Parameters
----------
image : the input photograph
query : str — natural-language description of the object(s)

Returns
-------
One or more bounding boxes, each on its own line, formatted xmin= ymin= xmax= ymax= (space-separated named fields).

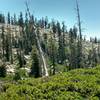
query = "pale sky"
xmin=0 ymin=0 xmax=100 ymax=39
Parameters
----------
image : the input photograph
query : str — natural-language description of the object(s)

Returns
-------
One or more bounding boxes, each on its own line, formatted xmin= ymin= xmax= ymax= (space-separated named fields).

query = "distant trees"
xmin=13 ymin=14 xmax=17 ymax=25
xmin=44 ymin=16 xmax=48 ymax=28
xmin=0 ymin=14 xmax=5 ymax=23
xmin=7 ymin=12 xmax=10 ymax=24
xmin=0 ymin=10 xmax=100 ymax=78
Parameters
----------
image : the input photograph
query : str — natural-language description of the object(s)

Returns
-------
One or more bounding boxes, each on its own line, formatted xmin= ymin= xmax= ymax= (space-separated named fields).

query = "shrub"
xmin=13 ymin=69 xmax=28 ymax=80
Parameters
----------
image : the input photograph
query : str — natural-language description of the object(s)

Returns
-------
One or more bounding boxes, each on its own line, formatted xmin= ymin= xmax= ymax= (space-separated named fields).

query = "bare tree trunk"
xmin=25 ymin=1 xmax=49 ymax=77
xmin=76 ymin=0 xmax=82 ymax=40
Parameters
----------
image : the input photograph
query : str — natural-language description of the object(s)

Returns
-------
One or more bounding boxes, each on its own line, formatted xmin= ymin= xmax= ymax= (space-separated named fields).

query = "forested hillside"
xmin=0 ymin=10 xmax=99 ymax=78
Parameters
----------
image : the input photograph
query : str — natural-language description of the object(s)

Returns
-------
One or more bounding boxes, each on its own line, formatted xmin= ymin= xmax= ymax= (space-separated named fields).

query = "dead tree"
xmin=76 ymin=0 xmax=83 ymax=68
xmin=25 ymin=1 xmax=49 ymax=77
xmin=76 ymin=0 xmax=82 ymax=40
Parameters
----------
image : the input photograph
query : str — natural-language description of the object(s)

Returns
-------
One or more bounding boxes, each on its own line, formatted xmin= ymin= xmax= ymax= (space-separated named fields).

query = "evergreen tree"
xmin=94 ymin=37 xmax=97 ymax=43
xmin=30 ymin=45 xmax=40 ymax=78
xmin=24 ymin=12 xmax=29 ymax=54
xmin=11 ymin=17 xmax=14 ymax=25
xmin=44 ymin=16 xmax=48 ymax=28
xmin=57 ymin=21 xmax=64 ymax=64
xmin=48 ymin=34 xmax=57 ymax=75
xmin=7 ymin=12 xmax=10 ymax=24
xmin=77 ymin=36 xmax=83 ymax=68
xmin=14 ymin=14 xmax=17 ymax=25
xmin=69 ymin=28 xmax=77 ymax=69
xmin=18 ymin=12 xmax=24 ymax=28
xmin=43 ymin=33 xmax=48 ymax=54
xmin=17 ymin=38 xmax=25 ymax=68
xmin=0 ymin=14 xmax=5 ymax=23
xmin=17 ymin=12 xmax=25 ymax=67
xmin=88 ymin=42 xmax=97 ymax=68
xmin=91 ymin=41 xmax=98 ymax=67
xmin=1 ymin=26 xmax=5 ymax=59
xmin=5 ymin=34 xmax=10 ymax=61
xmin=61 ymin=22 xmax=66 ymax=62
xmin=10 ymin=33 xmax=13 ymax=64
xmin=52 ymin=20 xmax=57 ymax=37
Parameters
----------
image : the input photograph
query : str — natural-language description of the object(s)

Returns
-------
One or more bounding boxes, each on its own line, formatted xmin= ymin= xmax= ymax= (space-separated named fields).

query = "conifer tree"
xmin=14 ymin=14 xmax=17 ymax=25
xmin=5 ymin=34 xmax=10 ymax=61
xmin=7 ymin=12 xmax=10 ymax=24
xmin=1 ymin=26 xmax=5 ymax=59
xmin=48 ymin=34 xmax=57 ymax=75
xmin=69 ymin=28 xmax=77 ymax=69
xmin=30 ymin=45 xmax=40 ymax=78
xmin=17 ymin=12 xmax=25 ymax=67
xmin=77 ymin=36 xmax=83 ymax=68
xmin=57 ymin=21 xmax=63 ymax=64
xmin=61 ymin=22 xmax=66 ymax=62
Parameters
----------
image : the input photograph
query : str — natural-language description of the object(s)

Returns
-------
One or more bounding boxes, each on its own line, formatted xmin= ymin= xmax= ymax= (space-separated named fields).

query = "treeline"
xmin=0 ymin=12 xmax=100 ymax=78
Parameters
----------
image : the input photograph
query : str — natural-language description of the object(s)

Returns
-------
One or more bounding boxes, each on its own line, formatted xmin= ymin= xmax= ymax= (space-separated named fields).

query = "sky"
xmin=0 ymin=0 xmax=100 ymax=39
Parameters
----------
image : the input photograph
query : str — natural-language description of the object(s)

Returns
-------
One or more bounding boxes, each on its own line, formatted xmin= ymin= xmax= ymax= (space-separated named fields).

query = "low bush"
xmin=1 ymin=66 xmax=100 ymax=99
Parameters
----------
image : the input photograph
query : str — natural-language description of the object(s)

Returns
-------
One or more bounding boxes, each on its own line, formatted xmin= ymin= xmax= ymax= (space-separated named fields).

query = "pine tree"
xmin=91 ymin=41 xmax=98 ymax=67
xmin=7 ymin=12 xmax=10 ymax=24
xmin=0 ymin=14 xmax=5 ymax=23
xmin=5 ymin=34 xmax=10 ymax=61
xmin=30 ymin=45 xmax=40 ymax=78
xmin=77 ymin=36 xmax=83 ymax=68
xmin=97 ymin=40 xmax=100 ymax=64
xmin=24 ymin=12 xmax=29 ymax=54
xmin=61 ymin=22 xmax=66 ymax=62
xmin=1 ymin=26 xmax=5 ymax=59
xmin=11 ymin=17 xmax=14 ymax=25
xmin=44 ymin=16 xmax=48 ymax=28
xmin=57 ymin=21 xmax=64 ymax=64
xmin=69 ymin=28 xmax=77 ymax=69
xmin=52 ymin=20 xmax=57 ymax=37
xmin=17 ymin=12 xmax=25 ymax=67
xmin=10 ymin=33 xmax=13 ymax=64
xmin=18 ymin=12 xmax=24 ymax=28
xmin=14 ymin=14 xmax=17 ymax=25
xmin=94 ymin=37 xmax=97 ymax=43
xmin=17 ymin=38 xmax=25 ymax=68
xmin=48 ymin=34 xmax=57 ymax=75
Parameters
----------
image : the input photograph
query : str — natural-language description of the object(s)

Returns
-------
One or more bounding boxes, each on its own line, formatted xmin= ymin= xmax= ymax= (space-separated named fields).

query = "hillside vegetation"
xmin=0 ymin=1 xmax=100 ymax=100
xmin=0 ymin=66 xmax=100 ymax=100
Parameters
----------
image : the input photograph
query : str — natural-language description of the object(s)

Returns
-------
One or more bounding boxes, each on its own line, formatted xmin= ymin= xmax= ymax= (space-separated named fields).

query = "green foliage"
xmin=13 ymin=69 xmax=28 ymax=80
xmin=30 ymin=45 xmax=40 ymax=78
xmin=1 ymin=66 xmax=100 ymax=99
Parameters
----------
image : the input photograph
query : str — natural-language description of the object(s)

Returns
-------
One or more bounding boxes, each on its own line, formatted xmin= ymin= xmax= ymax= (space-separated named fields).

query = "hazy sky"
xmin=0 ymin=0 xmax=100 ymax=39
